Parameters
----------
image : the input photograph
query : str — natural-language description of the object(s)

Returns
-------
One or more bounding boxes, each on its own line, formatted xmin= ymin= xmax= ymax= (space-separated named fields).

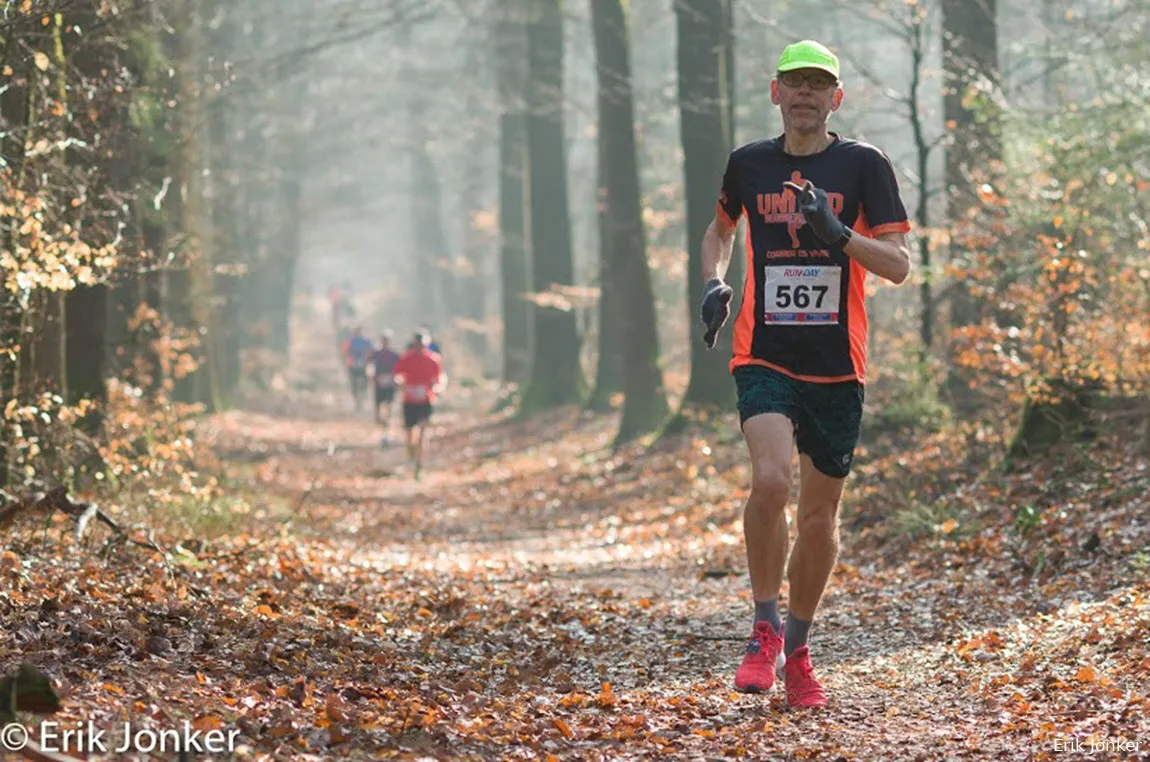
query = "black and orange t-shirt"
xmin=717 ymin=134 xmax=909 ymax=384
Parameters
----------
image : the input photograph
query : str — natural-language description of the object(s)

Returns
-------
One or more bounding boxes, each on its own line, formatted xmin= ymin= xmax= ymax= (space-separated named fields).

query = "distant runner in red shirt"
xmin=392 ymin=331 xmax=446 ymax=479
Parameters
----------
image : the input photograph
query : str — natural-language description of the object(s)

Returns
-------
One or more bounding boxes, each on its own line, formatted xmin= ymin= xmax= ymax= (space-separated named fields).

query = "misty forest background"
xmin=1 ymin=0 xmax=1147 ymax=464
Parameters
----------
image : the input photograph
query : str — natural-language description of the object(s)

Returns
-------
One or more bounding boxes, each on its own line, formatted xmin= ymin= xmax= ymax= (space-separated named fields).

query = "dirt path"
xmin=147 ymin=312 xmax=1140 ymax=761
xmin=3 ymin=325 xmax=1145 ymax=761
xmin=200 ymin=366 xmax=1149 ymax=762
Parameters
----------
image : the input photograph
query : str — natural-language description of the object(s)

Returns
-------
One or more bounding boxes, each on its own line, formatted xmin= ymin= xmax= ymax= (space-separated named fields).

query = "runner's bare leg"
xmin=786 ymin=454 xmax=845 ymax=620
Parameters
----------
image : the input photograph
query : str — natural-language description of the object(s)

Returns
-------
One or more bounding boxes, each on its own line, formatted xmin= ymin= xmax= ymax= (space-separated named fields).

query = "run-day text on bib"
xmin=763 ymin=265 xmax=841 ymax=325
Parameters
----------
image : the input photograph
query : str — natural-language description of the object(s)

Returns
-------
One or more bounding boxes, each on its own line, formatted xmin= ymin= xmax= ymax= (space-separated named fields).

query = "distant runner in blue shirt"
xmin=344 ymin=326 xmax=373 ymax=411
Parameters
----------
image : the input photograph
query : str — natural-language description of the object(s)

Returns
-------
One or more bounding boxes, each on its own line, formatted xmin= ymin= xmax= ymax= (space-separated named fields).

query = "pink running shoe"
xmin=734 ymin=621 xmax=785 ymax=693
xmin=783 ymin=645 xmax=827 ymax=708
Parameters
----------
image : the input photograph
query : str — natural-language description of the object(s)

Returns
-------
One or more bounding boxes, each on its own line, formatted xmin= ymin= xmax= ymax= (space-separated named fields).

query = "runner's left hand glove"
xmin=700 ymin=278 xmax=733 ymax=349
xmin=783 ymin=180 xmax=848 ymax=246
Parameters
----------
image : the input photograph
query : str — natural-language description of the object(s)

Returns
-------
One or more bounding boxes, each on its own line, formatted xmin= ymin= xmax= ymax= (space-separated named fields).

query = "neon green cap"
xmin=776 ymin=40 xmax=840 ymax=80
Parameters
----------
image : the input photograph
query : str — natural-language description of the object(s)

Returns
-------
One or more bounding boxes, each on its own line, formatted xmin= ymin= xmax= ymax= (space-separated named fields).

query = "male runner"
xmin=698 ymin=40 xmax=911 ymax=708
xmin=415 ymin=324 xmax=442 ymax=356
xmin=373 ymin=330 xmax=401 ymax=445
xmin=392 ymin=331 xmax=446 ymax=479
xmin=344 ymin=326 xmax=374 ymax=412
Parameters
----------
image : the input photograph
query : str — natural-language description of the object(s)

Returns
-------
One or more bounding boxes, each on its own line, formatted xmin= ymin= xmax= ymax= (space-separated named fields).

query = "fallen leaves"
xmin=2 ymin=380 xmax=1147 ymax=761
xmin=550 ymin=716 xmax=573 ymax=739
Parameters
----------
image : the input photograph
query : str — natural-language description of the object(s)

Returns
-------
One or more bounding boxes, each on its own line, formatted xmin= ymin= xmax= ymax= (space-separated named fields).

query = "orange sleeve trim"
xmin=845 ymin=259 xmax=869 ymax=383
xmin=731 ymin=226 xmax=756 ymax=359
xmin=868 ymin=221 xmax=910 ymax=237
xmin=728 ymin=356 xmax=861 ymax=385
xmin=716 ymin=202 xmax=742 ymax=228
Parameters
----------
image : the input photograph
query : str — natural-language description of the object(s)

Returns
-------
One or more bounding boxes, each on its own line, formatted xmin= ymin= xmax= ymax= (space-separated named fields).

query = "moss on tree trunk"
xmin=1006 ymin=378 xmax=1104 ymax=465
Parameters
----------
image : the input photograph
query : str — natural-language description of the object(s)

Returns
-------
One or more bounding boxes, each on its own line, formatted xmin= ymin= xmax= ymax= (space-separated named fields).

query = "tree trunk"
xmin=64 ymin=285 xmax=107 ymax=428
xmin=675 ymin=0 xmax=738 ymax=410
xmin=206 ymin=0 xmax=243 ymax=402
xmin=942 ymin=0 xmax=1000 ymax=408
xmin=410 ymin=141 xmax=454 ymax=333
xmin=63 ymin=0 xmax=123 ymax=424
xmin=587 ymin=181 xmax=623 ymax=410
xmin=590 ymin=0 xmax=669 ymax=441
xmin=10 ymin=25 xmax=65 ymax=399
xmin=172 ymin=0 xmax=221 ymax=410
xmin=494 ymin=3 xmax=533 ymax=386
xmin=32 ymin=293 xmax=66 ymax=397
xmin=520 ymin=0 xmax=585 ymax=411
xmin=268 ymin=172 xmax=303 ymax=356
xmin=720 ymin=0 xmax=736 ymax=148
xmin=906 ymin=8 xmax=934 ymax=364
xmin=1 ymin=24 xmax=35 ymax=487
xmin=104 ymin=1 xmax=169 ymax=394
xmin=497 ymin=112 xmax=533 ymax=384
xmin=460 ymin=154 xmax=492 ymax=374
xmin=237 ymin=132 xmax=296 ymax=360
xmin=459 ymin=43 xmax=493 ymax=375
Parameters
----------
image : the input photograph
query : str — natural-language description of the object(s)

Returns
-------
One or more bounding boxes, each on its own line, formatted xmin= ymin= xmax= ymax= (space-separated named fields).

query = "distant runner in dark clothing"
xmin=373 ymin=330 xmax=401 ymax=444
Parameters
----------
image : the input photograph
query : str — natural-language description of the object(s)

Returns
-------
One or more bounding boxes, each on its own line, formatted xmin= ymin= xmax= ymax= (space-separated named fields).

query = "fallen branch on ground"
xmin=0 ymin=485 xmax=164 ymax=555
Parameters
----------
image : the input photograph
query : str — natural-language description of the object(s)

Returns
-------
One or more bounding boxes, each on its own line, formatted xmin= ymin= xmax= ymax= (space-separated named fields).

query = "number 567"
xmin=775 ymin=284 xmax=828 ymax=309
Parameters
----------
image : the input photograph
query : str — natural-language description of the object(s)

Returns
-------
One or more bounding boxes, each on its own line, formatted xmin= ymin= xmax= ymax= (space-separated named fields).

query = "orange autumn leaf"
xmin=559 ymin=693 xmax=588 ymax=708
xmin=192 ymin=715 xmax=223 ymax=731
xmin=551 ymin=718 xmax=573 ymax=739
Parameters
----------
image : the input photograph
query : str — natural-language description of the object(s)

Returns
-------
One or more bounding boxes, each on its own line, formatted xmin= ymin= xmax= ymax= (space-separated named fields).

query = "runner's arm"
xmin=432 ymin=357 xmax=448 ymax=394
xmin=842 ymin=231 xmax=910 ymax=285
xmin=702 ymin=212 xmax=739 ymax=282
xmin=852 ymin=147 xmax=912 ymax=284
xmin=704 ymin=152 xmax=744 ymax=282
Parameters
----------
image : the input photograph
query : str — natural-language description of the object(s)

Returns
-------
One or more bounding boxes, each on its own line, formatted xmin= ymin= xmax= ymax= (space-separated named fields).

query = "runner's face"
xmin=771 ymin=68 xmax=842 ymax=134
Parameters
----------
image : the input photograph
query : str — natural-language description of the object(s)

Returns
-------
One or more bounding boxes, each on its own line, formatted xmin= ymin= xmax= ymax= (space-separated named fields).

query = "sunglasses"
xmin=778 ymin=71 xmax=838 ymax=91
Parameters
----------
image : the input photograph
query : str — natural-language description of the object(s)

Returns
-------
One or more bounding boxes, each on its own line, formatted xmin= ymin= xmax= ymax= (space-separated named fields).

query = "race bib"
xmin=406 ymin=385 xmax=429 ymax=401
xmin=763 ymin=265 xmax=841 ymax=325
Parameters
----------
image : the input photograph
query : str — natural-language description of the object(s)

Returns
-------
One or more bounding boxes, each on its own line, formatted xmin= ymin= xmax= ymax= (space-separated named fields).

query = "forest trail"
xmin=186 ymin=313 xmax=1150 ymax=761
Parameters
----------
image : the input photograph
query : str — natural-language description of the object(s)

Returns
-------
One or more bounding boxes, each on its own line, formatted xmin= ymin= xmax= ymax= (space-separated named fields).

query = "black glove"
xmin=783 ymin=180 xmax=849 ymax=247
xmin=699 ymin=278 xmax=733 ymax=349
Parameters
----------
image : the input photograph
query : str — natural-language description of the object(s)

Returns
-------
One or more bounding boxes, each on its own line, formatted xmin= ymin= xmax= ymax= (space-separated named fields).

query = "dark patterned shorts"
xmin=733 ymin=364 xmax=864 ymax=478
